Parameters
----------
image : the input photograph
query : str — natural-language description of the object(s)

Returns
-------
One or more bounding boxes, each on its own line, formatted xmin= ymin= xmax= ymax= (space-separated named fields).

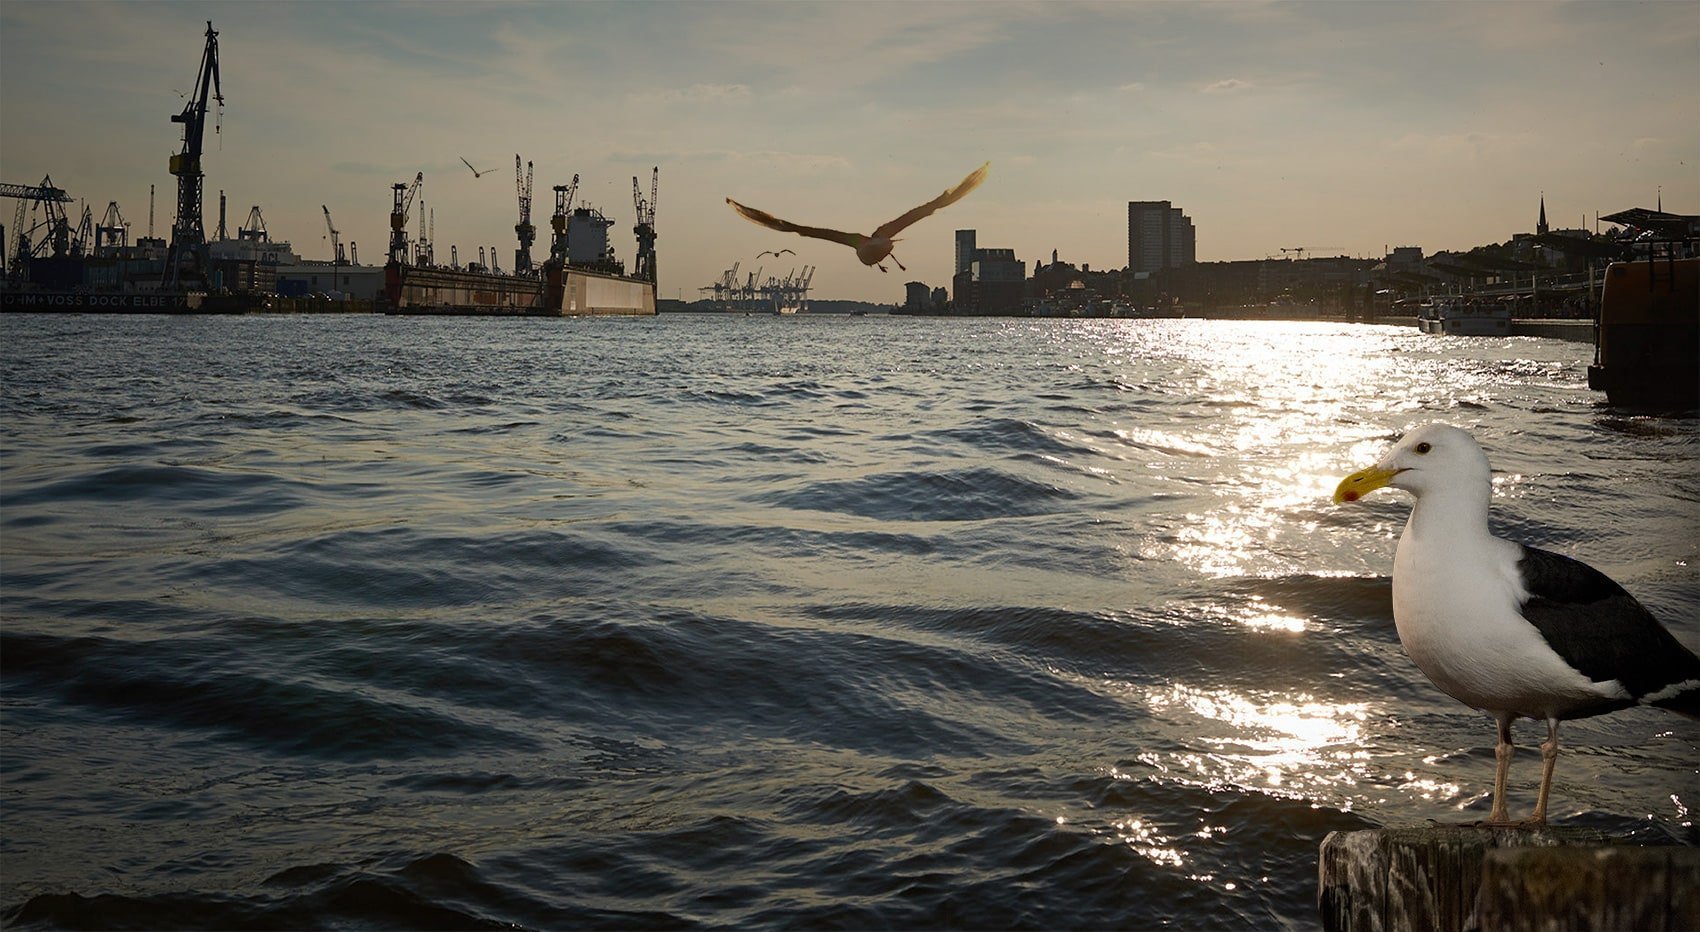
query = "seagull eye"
xmin=1415 ymin=442 xmax=1432 ymax=454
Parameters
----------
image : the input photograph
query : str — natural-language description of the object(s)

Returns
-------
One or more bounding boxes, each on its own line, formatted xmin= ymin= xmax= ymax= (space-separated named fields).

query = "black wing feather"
xmin=1516 ymin=545 xmax=1700 ymax=702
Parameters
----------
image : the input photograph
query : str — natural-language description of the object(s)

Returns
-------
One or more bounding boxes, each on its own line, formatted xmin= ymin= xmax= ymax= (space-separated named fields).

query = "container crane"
xmin=163 ymin=20 xmax=223 ymax=289
xmin=388 ymin=172 xmax=422 ymax=264
xmin=322 ymin=205 xmax=344 ymax=264
xmin=549 ymin=174 xmax=580 ymax=265
xmin=514 ymin=155 xmax=535 ymax=274
xmin=632 ymin=166 xmax=658 ymax=284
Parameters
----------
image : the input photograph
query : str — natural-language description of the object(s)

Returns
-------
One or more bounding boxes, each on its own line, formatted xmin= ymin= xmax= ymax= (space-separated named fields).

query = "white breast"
xmin=1391 ymin=530 xmax=1626 ymax=719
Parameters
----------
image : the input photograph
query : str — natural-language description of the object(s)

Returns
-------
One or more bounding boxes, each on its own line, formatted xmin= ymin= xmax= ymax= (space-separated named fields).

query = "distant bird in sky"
xmin=459 ymin=157 xmax=493 ymax=179
xmin=756 ymin=249 xmax=796 ymax=259
xmin=727 ymin=162 xmax=989 ymax=272
xmin=1334 ymin=423 xmax=1700 ymax=826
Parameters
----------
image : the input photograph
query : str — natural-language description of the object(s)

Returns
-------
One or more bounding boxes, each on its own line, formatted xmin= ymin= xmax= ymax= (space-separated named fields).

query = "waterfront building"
xmin=1127 ymin=200 xmax=1196 ymax=273
xmin=950 ymin=232 xmax=1025 ymax=314
xmin=275 ymin=261 xmax=386 ymax=301
xmin=904 ymin=281 xmax=930 ymax=311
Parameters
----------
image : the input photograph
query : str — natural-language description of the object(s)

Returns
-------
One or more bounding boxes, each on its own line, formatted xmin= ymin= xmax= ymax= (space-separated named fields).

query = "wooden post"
xmin=1475 ymin=845 xmax=1700 ymax=931
xmin=1317 ymin=827 xmax=1698 ymax=932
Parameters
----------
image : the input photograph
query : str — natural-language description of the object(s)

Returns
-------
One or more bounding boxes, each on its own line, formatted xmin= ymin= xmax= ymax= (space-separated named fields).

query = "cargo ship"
xmin=384 ymin=167 xmax=658 ymax=317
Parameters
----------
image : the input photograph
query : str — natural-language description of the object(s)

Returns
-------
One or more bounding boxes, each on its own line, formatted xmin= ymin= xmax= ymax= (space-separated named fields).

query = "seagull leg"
xmin=890 ymin=253 xmax=907 ymax=272
xmin=1525 ymin=718 xmax=1560 ymax=827
xmin=1486 ymin=713 xmax=1515 ymax=824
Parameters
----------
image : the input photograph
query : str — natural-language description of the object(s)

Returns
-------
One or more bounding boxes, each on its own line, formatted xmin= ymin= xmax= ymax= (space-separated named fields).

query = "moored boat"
xmin=1586 ymin=251 xmax=1698 ymax=409
xmin=1415 ymin=296 xmax=1512 ymax=335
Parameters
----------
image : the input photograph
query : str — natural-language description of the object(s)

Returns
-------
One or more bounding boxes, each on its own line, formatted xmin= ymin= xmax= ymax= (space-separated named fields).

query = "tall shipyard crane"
xmin=70 ymin=204 xmax=94 ymax=257
xmin=388 ymin=172 xmax=422 ymax=264
xmin=163 ymin=21 xmax=222 ymax=289
xmin=549 ymin=174 xmax=580 ymax=265
xmin=514 ymin=155 xmax=535 ymax=274
xmin=322 ymin=205 xmax=344 ymax=264
xmin=631 ymin=166 xmax=658 ymax=284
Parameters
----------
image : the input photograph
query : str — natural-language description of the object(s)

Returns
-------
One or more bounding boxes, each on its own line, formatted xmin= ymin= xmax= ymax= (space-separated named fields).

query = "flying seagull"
xmin=727 ymin=162 xmax=989 ymax=273
xmin=459 ymin=157 xmax=493 ymax=179
xmin=1334 ymin=423 xmax=1699 ymax=826
xmin=757 ymin=249 xmax=796 ymax=259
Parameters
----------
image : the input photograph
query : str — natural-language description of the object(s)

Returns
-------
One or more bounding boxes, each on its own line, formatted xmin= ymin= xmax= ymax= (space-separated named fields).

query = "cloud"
xmin=632 ymin=83 xmax=754 ymax=106
xmin=1201 ymin=78 xmax=1252 ymax=94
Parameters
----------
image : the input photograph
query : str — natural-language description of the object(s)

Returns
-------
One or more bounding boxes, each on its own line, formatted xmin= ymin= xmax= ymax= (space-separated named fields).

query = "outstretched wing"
xmin=460 ymin=157 xmax=477 ymax=172
xmin=727 ymin=198 xmax=862 ymax=248
xmin=873 ymin=162 xmax=989 ymax=240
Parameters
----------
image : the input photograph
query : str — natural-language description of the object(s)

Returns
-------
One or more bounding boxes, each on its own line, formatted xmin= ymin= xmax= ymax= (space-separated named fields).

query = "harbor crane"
xmin=240 ymin=205 xmax=268 ymax=243
xmin=388 ymin=172 xmax=422 ymax=264
xmin=632 ymin=166 xmax=658 ymax=284
xmin=163 ymin=20 xmax=222 ymax=289
xmin=94 ymin=201 xmax=130 ymax=256
xmin=323 ymin=205 xmax=345 ymax=264
xmin=70 ymin=203 xmax=94 ymax=257
xmin=3 ymin=176 xmax=72 ymax=271
xmin=549 ymin=174 xmax=580 ymax=265
xmin=514 ymin=155 xmax=535 ymax=274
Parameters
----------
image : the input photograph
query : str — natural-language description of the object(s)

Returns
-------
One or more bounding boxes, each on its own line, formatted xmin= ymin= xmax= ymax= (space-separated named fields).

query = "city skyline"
xmin=2 ymin=1 xmax=1695 ymax=304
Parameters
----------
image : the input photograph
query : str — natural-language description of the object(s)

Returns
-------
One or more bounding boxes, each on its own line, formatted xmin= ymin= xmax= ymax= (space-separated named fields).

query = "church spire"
xmin=1537 ymin=194 xmax=1548 ymax=235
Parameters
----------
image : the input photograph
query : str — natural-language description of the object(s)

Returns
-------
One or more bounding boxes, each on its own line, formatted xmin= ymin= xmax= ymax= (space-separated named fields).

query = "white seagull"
xmin=727 ymin=162 xmax=989 ymax=273
xmin=1334 ymin=423 xmax=1699 ymax=826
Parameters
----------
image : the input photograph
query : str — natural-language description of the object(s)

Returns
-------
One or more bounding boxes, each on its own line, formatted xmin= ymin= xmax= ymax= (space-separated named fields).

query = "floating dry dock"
xmin=383 ymin=263 xmax=655 ymax=317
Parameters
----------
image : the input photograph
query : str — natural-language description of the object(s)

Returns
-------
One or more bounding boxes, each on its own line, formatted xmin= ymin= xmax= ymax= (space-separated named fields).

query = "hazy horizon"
xmin=2 ymin=0 xmax=1695 ymax=303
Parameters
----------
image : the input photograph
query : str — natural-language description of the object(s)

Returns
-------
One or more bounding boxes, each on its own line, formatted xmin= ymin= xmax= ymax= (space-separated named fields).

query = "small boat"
xmin=1416 ymin=296 xmax=1511 ymax=335
xmin=1586 ymin=251 xmax=1699 ymax=409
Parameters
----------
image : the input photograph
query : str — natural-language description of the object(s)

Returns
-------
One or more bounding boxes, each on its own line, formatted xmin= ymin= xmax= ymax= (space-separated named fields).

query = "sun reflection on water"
xmin=1139 ymin=683 xmax=1375 ymax=799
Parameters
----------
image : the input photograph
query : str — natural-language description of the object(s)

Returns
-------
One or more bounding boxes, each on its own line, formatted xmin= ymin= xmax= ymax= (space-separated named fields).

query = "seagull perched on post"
xmin=727 ymin=162 xmax=988 ymax=273
xmin=1334 ymin=423 xmax=1699 ymax=826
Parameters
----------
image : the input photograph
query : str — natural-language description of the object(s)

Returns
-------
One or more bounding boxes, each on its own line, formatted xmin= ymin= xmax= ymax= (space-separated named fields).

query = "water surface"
xmin=3 ymin=313 xmax=1696 ymax=928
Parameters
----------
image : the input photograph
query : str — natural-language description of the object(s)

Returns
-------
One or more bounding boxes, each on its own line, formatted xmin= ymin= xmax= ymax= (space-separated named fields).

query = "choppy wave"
xmin=2 ymin=314 xmax=1695 ymax=929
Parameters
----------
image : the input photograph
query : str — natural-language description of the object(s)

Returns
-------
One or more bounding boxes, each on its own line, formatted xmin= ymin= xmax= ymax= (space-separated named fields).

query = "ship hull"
xmin=1 ymin=289 xmax=266 ymax=314
xmin=385 ymin=263 xmax=655 ymax=316
xmin=1585 ymin=255 xmax=1698 ymax=410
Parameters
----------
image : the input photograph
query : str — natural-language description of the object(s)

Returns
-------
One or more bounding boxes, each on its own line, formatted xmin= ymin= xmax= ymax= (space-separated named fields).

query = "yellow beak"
xmin=1333 ymin=465 xmax=1401 ymax=504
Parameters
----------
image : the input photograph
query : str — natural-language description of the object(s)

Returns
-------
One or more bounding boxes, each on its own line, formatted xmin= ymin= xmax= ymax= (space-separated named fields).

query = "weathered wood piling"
xmin=1318 ymin=826 xmax=1699 ymax=932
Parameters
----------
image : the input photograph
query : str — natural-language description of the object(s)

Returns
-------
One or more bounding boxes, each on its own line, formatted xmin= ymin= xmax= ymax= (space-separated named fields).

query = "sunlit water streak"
xmin=2 ymin=313 xmax=1695 ymax=929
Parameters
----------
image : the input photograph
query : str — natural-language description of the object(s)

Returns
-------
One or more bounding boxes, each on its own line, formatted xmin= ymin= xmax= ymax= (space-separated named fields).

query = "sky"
xmin=2 ymin=1 xmax=1696 ymax=303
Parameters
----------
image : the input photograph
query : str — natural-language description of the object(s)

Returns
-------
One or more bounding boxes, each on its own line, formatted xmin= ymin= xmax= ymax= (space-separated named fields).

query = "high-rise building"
xmin=1127 ymin=201 xmax=1196 ymax=273
xmin=955 ymin=229 xmax=977 ymax=276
